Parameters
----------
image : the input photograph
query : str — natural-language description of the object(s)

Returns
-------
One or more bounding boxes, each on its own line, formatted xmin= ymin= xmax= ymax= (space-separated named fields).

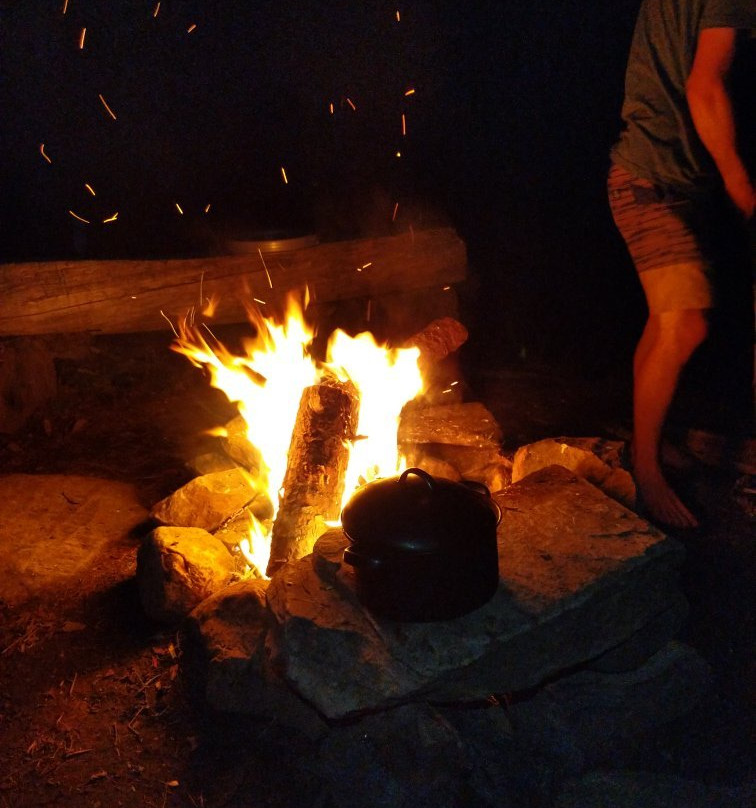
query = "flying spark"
xmin=346 ymin=97 xmax=356 ymax=111
xmin=79 ymin=28 xmax=86 ymax=49
xmin=98 ymin=94 xmax=117 ymax=120
xmin=103 ymin=212 xmax=119 ymax=223
xmin=204 ymin=203 xmax=211 ymax=214
xmin=160 ymin=310 xmax=180 ymax=338
xmin=84 ymin=183 xmax=96 ymax=196
xmin=62 ymin=0 xmax=69 ymax=14
xmin=401 ymin=113 xmax=406 ymax=136
xmin=68 ymin=210 xmax=90 ymax=224
xmin=404 ymin=88 xmax=416 ymax=96
xmin=39 ymin=144 xmax=52 ymax=164
xmin=187 ymin=23 xmax=197 ymax=33
xmin=329 ymin=102 xmax=334 ymax=115
xmin=280 ymin=166 xmax=288 ymax=184
xmin=396 ymin=10 xmax=401 ymax=22
xmin=153 ymin=2 xmax=160 ymax=17
xmin=392 ymin=202 xmax=399 ymax=221
xmin=175 ymin=202 xmax=184 ymax=214
xmin=258 ymin=249 xmax=273 ymax=288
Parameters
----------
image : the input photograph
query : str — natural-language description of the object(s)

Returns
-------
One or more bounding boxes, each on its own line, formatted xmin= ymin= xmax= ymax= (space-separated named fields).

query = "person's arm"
xmin=686 ymin=27 xmax=755 ymax=219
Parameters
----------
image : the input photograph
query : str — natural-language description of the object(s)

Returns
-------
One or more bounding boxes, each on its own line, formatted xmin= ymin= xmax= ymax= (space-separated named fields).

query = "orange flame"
xmin=174 ymin=291 xmax=424 ymax=575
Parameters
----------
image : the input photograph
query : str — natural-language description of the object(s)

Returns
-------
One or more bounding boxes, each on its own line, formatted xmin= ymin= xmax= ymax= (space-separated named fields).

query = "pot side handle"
xmin=343 ymin=546 xmax=386 ymax=571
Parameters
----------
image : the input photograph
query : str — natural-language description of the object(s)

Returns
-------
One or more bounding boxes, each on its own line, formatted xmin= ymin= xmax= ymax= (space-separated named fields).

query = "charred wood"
xmin=266 ymin=378 xmax=360 ymax=577
xmin=403 ymin=317 xmax=468 ymax=369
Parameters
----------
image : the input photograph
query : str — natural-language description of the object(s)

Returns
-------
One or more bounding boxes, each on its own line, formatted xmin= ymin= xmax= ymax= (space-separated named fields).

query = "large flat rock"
xmin=0 ymin=474 xmax=147 ymax=606
xmin=266 ymin=465 xmax=686 ymax=719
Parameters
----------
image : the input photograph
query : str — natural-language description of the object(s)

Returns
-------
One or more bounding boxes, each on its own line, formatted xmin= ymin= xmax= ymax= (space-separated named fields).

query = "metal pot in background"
xmin=341 ymin=468 xmax=501 ymax=622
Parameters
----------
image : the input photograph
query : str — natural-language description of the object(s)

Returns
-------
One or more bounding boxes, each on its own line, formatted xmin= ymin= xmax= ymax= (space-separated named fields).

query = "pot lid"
xmin=341 ymin=468 xmax=500 ymax=554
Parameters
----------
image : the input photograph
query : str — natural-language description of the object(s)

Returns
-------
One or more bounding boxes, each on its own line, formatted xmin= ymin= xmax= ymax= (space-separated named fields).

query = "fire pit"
xmin=130 ymin=293 xmax=709 ymax=808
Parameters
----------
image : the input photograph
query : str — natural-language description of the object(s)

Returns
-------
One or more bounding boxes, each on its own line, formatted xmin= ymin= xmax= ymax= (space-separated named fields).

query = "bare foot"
xmin=634 ymin=466 xmax=699 ymax=529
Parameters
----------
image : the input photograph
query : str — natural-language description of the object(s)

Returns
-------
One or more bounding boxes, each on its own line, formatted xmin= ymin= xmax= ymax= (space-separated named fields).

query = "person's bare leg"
xmin=633 ymin=308 xmax=708 ymax=528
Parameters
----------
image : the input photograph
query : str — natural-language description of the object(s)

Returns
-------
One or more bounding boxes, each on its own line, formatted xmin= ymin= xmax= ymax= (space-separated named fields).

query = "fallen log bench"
xmin=0 ymin=227 xmax=467 ymax=338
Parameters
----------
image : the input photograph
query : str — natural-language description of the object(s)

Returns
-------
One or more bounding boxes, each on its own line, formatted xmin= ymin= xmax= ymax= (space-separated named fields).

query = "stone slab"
xmin=0 ymin=474 xmax=147 ymax=606
xmin=184 ymin=578 xmax=330 ymax=740
xmin=397 ymin=402 xmax=502 ymax=448
xmin=137 ymin=526 xmax=237 ymax=623
xmin=512 ymin=437 xmax=636 ymax=508
xmin=266 ymin=465 xmax=686 ymax=719
xmin=150 ymin=468 xmax=271 ymax=532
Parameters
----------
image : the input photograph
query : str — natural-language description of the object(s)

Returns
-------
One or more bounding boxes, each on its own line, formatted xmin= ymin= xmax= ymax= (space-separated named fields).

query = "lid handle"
xmin=399 ymin=467 xmax=435 ymax=492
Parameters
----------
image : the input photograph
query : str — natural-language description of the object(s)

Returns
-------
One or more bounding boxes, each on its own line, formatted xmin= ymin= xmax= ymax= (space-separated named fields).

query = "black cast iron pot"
xmin=341 ymin=468 xmax=501 ymax=621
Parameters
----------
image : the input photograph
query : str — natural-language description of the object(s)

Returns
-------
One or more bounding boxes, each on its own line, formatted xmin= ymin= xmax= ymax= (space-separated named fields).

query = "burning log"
xmin=266 ymin=377 xmax=360 ymax=577
xmin=401 ymin=317 xmax=469 ymax=405
xmin=403 ymin=317 xmax=468 ymax=370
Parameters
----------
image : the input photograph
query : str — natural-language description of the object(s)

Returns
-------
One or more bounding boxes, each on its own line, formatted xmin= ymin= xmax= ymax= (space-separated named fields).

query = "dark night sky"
xmin=1 ymin=2 xmax=637 ymax=244
xmin=2 ymin=1 xmax=749 ymax=371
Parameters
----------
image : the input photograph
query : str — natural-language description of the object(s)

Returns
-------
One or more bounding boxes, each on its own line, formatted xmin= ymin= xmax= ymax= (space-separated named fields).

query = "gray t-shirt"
xmin=611 ymin=0 xmax=756 ymax=191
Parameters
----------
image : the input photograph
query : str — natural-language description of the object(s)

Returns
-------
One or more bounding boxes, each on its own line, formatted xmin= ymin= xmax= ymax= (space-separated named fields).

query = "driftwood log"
xmin=0 ymin=228 xmax=466 ymax=337
xmin=266 ymin=377 xmax=360 ymax=577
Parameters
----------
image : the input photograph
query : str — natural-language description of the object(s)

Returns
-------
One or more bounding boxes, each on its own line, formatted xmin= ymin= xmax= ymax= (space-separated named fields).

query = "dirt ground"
xmin=0 ymin=331 xmax=753 ymax=807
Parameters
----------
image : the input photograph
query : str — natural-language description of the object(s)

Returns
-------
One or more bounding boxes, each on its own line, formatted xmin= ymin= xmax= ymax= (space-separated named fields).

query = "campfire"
xmin=165 ymin=291 xmax=463 ymax=579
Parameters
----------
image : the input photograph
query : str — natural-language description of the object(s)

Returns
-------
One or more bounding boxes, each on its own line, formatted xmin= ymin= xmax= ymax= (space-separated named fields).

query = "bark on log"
xmin=403 ymin=317 xmax=468 ymax=367
xmin=0 ymin=228 xmax=466 ymax=337
xmin=266 ymin=378 xmax=360 ymax=577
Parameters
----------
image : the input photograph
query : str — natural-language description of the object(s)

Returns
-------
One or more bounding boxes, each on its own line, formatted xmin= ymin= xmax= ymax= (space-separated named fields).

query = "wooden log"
xmin=403 ymin=317 xmax=468 ymax=368
xmin=266 ymin=377 xmax=360 ymax=577
xmin=0 ymin=228 xmax=467 ymax=337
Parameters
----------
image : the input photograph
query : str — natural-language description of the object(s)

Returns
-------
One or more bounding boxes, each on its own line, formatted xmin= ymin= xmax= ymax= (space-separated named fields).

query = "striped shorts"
xmin=608 ymin=163 xmax=713 ymax=311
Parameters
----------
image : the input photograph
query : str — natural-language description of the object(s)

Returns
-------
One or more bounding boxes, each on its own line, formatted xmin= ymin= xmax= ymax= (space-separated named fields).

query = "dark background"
xmin=1 ymin=1 xmax=752 ymax=382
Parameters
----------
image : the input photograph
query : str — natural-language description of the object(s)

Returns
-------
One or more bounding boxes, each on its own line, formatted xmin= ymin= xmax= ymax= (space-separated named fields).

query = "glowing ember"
xmin=98 ymin=93 xmax=117 ymax=120
xmin=174 ymin=292 xmax=424 ymax=575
